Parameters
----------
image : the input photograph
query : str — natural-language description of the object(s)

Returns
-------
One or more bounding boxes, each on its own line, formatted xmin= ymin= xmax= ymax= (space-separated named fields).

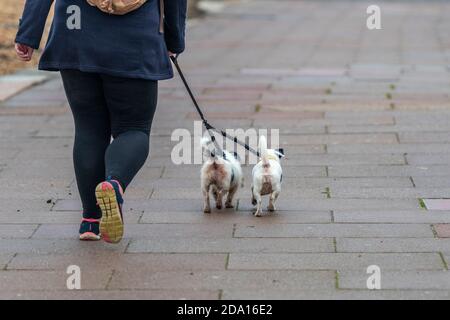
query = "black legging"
xmin=61 ymin=69 xmax=158 ymax=219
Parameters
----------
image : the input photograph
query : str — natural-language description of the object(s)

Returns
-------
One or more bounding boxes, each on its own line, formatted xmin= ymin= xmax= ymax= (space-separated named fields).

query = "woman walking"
xmin=15 ymin=0 xmax=187 ymax=243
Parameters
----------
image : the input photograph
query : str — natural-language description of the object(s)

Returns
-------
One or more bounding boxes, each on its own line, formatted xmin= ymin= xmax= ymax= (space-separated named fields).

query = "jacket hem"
xmin=38 ymin=62 xmax=174 ymax=81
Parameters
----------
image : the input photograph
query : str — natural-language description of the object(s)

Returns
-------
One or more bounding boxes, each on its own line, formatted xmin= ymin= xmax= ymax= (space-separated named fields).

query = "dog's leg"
xmin=216 ymin=189 xmax=223 ymax=210
xmin=268 ymin=191 xmax=280 ymax=212
xmin=203 ymin=184 xmax=211 ymax=214
xmin=251 ymin=186 xmax=257 ymax=205
xmin=225 ymin=185 xmax=238 ymax=208
xmin=253 ymin=191 xmax=263 ymax=217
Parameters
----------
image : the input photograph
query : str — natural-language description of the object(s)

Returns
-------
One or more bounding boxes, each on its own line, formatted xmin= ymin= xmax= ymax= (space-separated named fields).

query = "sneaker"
xmin=96 ymin=179 xmax=124 ymax=244
xmin=79 ymin=218 xmax=101 ymax=241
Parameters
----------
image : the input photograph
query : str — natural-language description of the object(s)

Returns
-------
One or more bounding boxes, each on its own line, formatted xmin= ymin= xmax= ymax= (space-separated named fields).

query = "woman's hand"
xmin=168 ymin=51 xmax=176 ymax=58
xmin=15 ymin=43 xmax=34 ymax=62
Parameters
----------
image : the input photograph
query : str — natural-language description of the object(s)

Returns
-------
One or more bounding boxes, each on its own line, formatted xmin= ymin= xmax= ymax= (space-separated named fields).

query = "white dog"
xmin=251 ymin=135 xmax=284 ymax=217
xmin=200 ymin=137 xmax=243 ymax=213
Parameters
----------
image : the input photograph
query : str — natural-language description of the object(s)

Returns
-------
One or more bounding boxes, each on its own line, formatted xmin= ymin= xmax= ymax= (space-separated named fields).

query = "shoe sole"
xmin=79 ymin=232 xmax=101 ymax=241
xmin=96 ymin=182 xmax=123 ymax=244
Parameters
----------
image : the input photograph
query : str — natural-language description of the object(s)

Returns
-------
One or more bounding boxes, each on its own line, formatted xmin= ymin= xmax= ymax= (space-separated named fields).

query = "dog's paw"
xmin=225 ymin=203 xmax=234 ymax=209
xmin=203 ymin=207 xmax=211 ymax=214
xmin=267 ymin=205 xmax=276 ymax=212
xmin=253 ymin=211 xmax=262 ymax=217
xmin=216 ymin=204 xmax=222 ymax=210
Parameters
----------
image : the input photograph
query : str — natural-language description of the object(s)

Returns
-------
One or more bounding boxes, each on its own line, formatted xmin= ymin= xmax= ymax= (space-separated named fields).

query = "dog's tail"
xmin=201 ymin=137 xmax=216 ymax=159
xmin=259 ymin=135 xmax=269 ymax=167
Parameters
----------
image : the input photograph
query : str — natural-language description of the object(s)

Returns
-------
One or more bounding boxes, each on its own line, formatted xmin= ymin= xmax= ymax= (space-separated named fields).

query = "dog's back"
xmin=252 ymin=136 xmax=282 ymax=194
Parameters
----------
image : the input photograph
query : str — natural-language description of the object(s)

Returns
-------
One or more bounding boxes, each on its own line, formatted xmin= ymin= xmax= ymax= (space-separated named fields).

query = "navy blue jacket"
xmin=15 ymin=0 xmax=187 ymax=80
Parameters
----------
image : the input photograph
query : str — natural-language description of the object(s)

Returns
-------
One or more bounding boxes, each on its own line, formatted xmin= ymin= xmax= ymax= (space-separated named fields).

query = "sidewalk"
xmin=1 ymin=0 xmax=450 ymax=299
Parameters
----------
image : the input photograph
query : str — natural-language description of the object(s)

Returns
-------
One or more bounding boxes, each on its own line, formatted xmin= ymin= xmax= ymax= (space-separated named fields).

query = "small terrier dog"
xmin=251 ymin=135 xmax=284 ymax=217
xmin=200 ymin=137 xmax=243 ymax=213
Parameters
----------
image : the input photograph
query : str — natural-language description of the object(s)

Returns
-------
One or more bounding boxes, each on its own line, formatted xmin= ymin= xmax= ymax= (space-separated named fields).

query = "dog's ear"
xmin=275 ymin=148 xmax=285 ymax=158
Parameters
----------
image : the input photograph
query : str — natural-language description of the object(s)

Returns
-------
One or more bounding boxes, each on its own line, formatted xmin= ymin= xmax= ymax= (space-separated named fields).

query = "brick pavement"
xmin=1 ymin=0 xmax=450 ymax=299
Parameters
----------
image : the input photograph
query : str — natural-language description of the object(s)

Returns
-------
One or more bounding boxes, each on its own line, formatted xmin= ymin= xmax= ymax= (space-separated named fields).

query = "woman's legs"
xmin=61 ymin=70 xmax=111 ymax=219
xmin=101 ymin=74 xmax=158 ymax=190
xmin=61 ymin=70 xmax=158 ymax=239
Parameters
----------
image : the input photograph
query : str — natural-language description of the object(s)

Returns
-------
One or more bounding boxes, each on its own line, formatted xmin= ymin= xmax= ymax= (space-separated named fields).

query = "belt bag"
xmin=87 ymin=0 xmax=164 ymax=32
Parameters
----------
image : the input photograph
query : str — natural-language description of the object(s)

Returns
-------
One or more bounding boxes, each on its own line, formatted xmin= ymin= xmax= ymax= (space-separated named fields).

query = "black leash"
xmin=170 ymin=55 xmax=260 ymax=158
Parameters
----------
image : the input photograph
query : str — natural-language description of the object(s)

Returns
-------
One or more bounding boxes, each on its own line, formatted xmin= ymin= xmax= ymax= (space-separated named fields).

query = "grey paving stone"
xmin=336 ymin=238 xmax=450 ymax=253
xmin=399 ymin=132 xmax=450 ymax=143
xmin=108 ymin=270 xmax=336 ymax=290
xmin=0 ymin=270 xmax=111 ymax=290
xmin=238 ymin=198 xmax=420 ymax=212
xmin=8 ymin=253 xmax=227 ymax=271
xmin=228 ymin=253 xmax=443 ymax=271
xmin=281 ymin=177 xmax=413 ymax=188
xmin=0 ymin=224 xmax=38 ymax=238
xmin=327 ymin=143 xmax=450 ymax=154
xmin=0 ymin=254 xmax=14 ymax=269
xmin=0 ymin=239 xmax=129 ymax=254
xmin=338 ymin=271 xmax=450 ymax=290
xmin=128 ymin=237 xmax=334 ymax=254
xmin=33 ymin=223 xmax=233 ymax=239
xmin=234 ymin=223 xmax=433 ymax=238
xmin=329 ymin=165 xmax=450 ymax=177
xmin=284 ymin=154 xmax=405 ymax=166
xmin=331 ymin=187 xmax=450 ymax=199
xmin=280 ymin=133 xmax=398 ymax=145
xmin=140 ymin=210 xmax=331 ymax=224
xmin=0 ymin=289 xmax=219 ymax=300
xmin=334 ymin=210 xmax=450 ymax=224
xmin=412 ymin=177 xmax=450 ymax=188
xmin=329 ymin=124 xmax=450 ymax=134
xmin=407 ymin=154 xmax=450 ymax=165
xmin=222 ymin=289 xmax=450 ymax=300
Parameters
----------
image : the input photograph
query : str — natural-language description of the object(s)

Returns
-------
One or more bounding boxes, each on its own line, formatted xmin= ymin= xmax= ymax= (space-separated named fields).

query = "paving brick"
xmin=338 ymin=271 xmax=450 ymax=290
xmin=108 ymin=270 xmax=336 ymax=290
xmin=0 ymin=239 xmax=129 ymax=254
xmin=328 ymin=144 xmax=450 ymax=154
xmin=222 ymin=289 xmax=450 ymax=300
xmin=0 ymin=289 xmax=219 ymax=300
xmin=8 ymin=253 xmax=226 ymax=271
xmin=0 ymin=270 xmax=111 ymax=290
xmin=234 ymin=223 xmax=433 ymax=238
xmin=0 ymin=224 xmax=38 ymax=238
xmin=128 ymin=237 xmax=334 ymax=254
xmin=238 ymin=198 xmax=420 ymax=212
xmin=399 ymin=132 xmax=450 ymax=143
xmin=331 ymin=188 xmax=450 ymax=199
xmin=407 ymin=154 xmax=450 ymax=165
xmin=329 ymin=165 xmax=450 ymax=177
xmin=412 ymin=177 xmax=450 ymax=188
xmin=33 ymin=223 xmax=233 ymax=239
xmin=434 ymin=224 xmax=450 ymax=238
xmin=284 ymin=154 xmax=405 ymax=166
xmin=336 ymin=238 xmax=450 ymax=253
xmin=228 ymin=253 xmax=443 ymax=271
xmin=140 ymin=210 xmax=331 ymax=224
xmin=334 ymin=210 xmax=450 ymax=223
xmin=422 ymin=199 xmax=450 ymax=211
xmin=280 ymin=133 xmax=397 ymax=145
